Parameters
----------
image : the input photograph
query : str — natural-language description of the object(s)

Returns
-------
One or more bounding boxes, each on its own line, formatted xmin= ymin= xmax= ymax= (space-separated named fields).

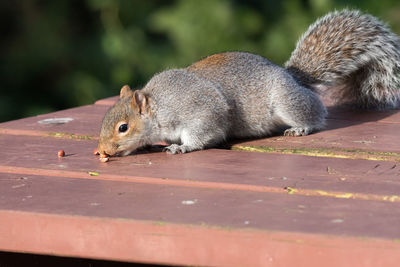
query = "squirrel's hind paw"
xmin=283 ymin=127 xmax=311 ymax=137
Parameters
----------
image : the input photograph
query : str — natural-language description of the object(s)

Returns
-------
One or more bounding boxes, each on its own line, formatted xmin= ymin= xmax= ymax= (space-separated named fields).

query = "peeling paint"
xmin=233 ymin=145 xmax=400 ymax=162
xmin=353 ymin=140 xmax=375 ymax=144
xmin=285 ymin=187 xmax=298 ymax=195
xmin=326 ymin=167 xmax=337 ymax=174
xmin=48 ymin=132 xmax=96 ymax=140
xmin=12 ymin=184 xmax=25 ymax=189
xmin=283 ymin=186 xmax=400 ymax=203
xmin=316 ymin=190 xmax=353 ymax=199
xmin=182 ymin=199 xmax=198 ymax=205
xmin=382 ymin=195 xmax=400 ymax=202
xmin=38 ymin=118 xmax=74 ymax=125
xmin=331 ymin=219 xmax=344 ymax=223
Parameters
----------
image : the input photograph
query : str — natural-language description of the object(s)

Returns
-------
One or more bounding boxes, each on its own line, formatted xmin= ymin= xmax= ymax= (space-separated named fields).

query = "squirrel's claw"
xmin=284 ymin=127 xmax=311 ymax=137
xmin=163 ymin=144 xmax=186 ymax=154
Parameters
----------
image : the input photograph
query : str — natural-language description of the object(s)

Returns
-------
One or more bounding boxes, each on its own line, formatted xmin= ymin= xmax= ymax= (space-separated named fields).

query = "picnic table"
xmin=1 ymin=95 xmax=400 ymax=266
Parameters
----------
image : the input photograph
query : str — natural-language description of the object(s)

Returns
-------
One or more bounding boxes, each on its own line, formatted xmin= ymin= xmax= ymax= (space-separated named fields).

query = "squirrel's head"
xmin=97 ymin=85 xmax=152 ymax=157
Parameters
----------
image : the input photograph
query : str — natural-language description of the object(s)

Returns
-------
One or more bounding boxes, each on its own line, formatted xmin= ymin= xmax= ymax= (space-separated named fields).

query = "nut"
xmin=99 ymin=157 xmax=109 ymax=163
xmin=58 ymin=150 xmax=65 ymax=157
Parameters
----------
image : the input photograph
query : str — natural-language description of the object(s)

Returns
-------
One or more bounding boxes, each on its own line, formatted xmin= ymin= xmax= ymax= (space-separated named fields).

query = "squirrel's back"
xmin=186 ymin=52 xmax=325 ymax=137
xmin=285 ymin=10 xmax=400 ymax=109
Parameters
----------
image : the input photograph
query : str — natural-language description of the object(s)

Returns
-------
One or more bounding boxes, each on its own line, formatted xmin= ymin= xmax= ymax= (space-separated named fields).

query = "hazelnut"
xmin=58 ymin=150 xmax=65 ymax=157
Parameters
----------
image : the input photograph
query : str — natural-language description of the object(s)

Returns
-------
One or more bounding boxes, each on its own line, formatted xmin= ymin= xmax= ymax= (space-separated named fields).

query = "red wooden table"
xmin=1 ymin=96 xmax=400 ymax=266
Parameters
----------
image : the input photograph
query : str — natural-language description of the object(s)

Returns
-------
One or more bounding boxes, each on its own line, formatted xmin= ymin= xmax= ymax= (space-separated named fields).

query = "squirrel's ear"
xmin=120 ymin=85 xmax=132 ymax=99
xmin=131 ymin=90 xmax=149 ymax=115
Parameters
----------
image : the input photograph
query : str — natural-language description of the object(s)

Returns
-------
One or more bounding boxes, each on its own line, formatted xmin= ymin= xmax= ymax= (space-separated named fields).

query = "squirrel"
xmin=97 ymin=10 xmax=400 ymax=156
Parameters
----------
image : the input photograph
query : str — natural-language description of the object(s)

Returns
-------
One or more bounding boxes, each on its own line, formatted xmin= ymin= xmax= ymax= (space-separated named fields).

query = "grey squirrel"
xmin=97 ymin=10 xmax=400 ymax=157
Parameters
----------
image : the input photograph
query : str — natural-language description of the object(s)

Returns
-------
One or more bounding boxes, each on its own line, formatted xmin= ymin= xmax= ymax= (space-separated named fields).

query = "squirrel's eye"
xmin=118 ymin=123 xmax=128 ymax=133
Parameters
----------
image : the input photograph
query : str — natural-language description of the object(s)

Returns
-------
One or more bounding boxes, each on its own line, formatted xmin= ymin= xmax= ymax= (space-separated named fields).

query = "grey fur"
xmin=98 ymin=10 xmax=400 ymax=155
xmin=286 ymin=9 xmax=400 ymax=109
xmin=144 ymin=69 xmax=231 ymax=154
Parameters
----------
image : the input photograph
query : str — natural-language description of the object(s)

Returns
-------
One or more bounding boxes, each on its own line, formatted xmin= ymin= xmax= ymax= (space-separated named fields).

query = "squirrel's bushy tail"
xmin=285 ymin=10 xmax=400 ymax=109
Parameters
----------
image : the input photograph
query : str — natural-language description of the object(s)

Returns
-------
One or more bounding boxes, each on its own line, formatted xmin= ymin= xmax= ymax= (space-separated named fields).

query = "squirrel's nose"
xmin=97 ymin=139 xmax=118 ymax=157
xmin=97 ymin=144 xmax=113 ymax=157
xmin=99 ymin=151 xmax=111 ymax=157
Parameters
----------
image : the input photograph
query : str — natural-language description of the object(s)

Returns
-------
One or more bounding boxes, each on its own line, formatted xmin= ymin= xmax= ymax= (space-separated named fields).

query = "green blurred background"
xmin=1 ymin=0 xmax=400 ymax=122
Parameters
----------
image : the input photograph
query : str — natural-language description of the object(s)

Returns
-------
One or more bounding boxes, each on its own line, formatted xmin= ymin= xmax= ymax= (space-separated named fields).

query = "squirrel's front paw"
xmin=284 ymin=127 xmax=311 ymax=137
xmin=163 ymin=144 xmax=187 ymax=154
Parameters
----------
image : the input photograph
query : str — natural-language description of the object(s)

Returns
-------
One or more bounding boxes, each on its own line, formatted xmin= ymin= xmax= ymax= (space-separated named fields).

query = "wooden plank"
xmin=1 ymin=210 xmax=399 ymax=267
xmin=1 ymin=172 xmax=400 ymax=266
xmin=327 ymin=106 xmax=400 ymax=124
xmin=233 ymin=116 xmax=400 ymax=159
xmin=1 ymin=172 xmax=400 ymax=239
xmin=233 ymin=106 xmax=400 ymax=158
xmin=1 ymin=135 xmax=400 ymax=199
xmin=0 ymin=104 xmax=107 ymax=137
xmin=95 ymin=96 xmax=118 ymax=106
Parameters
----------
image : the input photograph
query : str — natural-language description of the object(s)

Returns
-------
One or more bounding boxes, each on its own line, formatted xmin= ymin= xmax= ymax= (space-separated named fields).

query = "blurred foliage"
xmin=1 ymin=0 xmax=400 ymax=122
